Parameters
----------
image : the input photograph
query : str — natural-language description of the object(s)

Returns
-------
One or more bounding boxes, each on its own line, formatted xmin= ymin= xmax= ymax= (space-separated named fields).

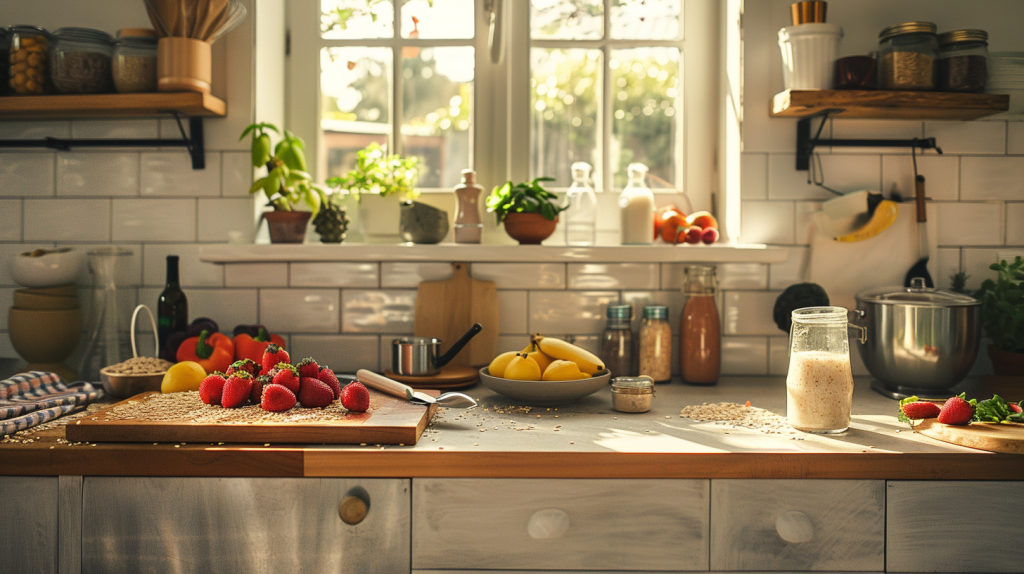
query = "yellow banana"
xmin=834 ymin=200 xmax=898 ymax=243
xmin=532 ymin=334 xmax=605 ymax=375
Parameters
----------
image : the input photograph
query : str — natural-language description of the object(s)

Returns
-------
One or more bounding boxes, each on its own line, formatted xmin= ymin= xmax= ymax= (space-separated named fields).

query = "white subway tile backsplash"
xmin=960 ymin=156 xmax=1024 ymax=201
xmin=112 ymin=198 xmax=196 ymax=242
xmin=723 ymin=290 xmax=781 ymax=336
xmin=197 ymin=198 xmax=256 ymax=242
xmin=768 ymin=337 xmax=789 ymax=376
xmin=171 ymin=288 xmax=258 ymax=333
xmin=1009 ymin=122 xmax=1024 ymax=155
xmin=0 ymin=288 xmax=13 ymax=326
xmin=721 ymin=336 xmax=768 ymax=375
xmin=291 ymin=262 xmax=379 ymax=288
xmin=0 ymin=153 xmax=54 ymax=196
xmin=936 ymin=202 xmax=1003 ymax=246
xmin=143 ymin=244 xmax=224 ymax=287
xmin=0 ymin=199 xmax=22 ymax=241
xmin=741 ymin=153 xmax=768 ymax=199
xmin=1007 ymin=203 xmax=1024 ymax=246
xmin=291 ymin=335 xmax=379 ymax=374
xmin=224 ymin=263 xmax=289 ymax=288
xmin=341 ymin=289 xmax=415 ymax=334
xmin=57 ymin=153 xmax=139 ymax=196
xmin=936 ymin=248 xmax=961 ymax=290
xmin=659 ymin=264 xmax=765 ymax=290
xmin=621 ymin=290 xmax=683 ymax=329
xmin=24 ymin=198 xmax=110 ymax=242
xmin=472 ymin=263 xmax=566 ymax=289
xmin=221 ymin=152 xmax=253 ymax=197
xmin=769 ymin=154 xmax=880 ymax=200
xmin=961 ymin=248 xmax=1002 ymax=290
xmin=497 ymin=335 xmax=527 ymax=354
xmin=794 ymin=201 xmax=821 ymax=246
xmin=0 ymin=121 xmax=69 ymax=139
xmin=497 ymin=290 xmax=528 ymax=334
xmin=59 ymin=243 xmax=142 ymax=287
xmin=567 ymin=263 xmax=659 ymax=290
xmin=141 ymin=152 xmax=221 ymax=196
xmin=740 ymin=201 xmax=794 ymax=244
xmin=381 ymin=262 xmax=453 ymax=288
xmin=262 ymin=288 xmax=340 ymax=333
xmin=568 ymin=335 xmax=600 ymax=358
xmin=881 ymin=155 xmax=959 ymax=201
xmin=529 ymin=291 xmax=618 ymax=334
xmin=71 ymin=120 xmax=159 ymax=139
xmin=769 ymin=245 xmax=808 ymax=290
xmin=924 ymin=121 xmax=1006 ymax=155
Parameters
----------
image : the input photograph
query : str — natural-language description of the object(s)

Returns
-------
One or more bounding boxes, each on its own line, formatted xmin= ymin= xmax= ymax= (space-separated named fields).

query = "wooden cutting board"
xmin=384 ymin=365 xmax=479 ymax=390
xmin=65 ymin=390 xmax=437 ymax=445
xmin=915 ymin=419 xmax=1024 ymax=454
xmin=414 ymin=262 xmax=498 ymax=367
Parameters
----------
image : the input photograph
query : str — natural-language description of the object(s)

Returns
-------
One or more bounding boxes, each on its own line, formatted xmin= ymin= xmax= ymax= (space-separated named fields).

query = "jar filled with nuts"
xmin=9 ymin=26 xmax=52 ymax=95
xmin=638 ymin=305 xmax=672 ymax=383
xmin=877 ymin=22 xmax=939 ymax=90
xmin=51 ymin=27 xmax=114 ymax=94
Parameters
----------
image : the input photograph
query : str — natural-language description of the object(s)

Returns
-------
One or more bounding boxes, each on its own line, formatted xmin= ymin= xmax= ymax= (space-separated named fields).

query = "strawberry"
xmin=298 ymin=377 xmax=334 ymax=408
xmin=341 ymin=381 xmax=370 ymax=412
xmin=938 ymin=395 xmax=974 ymax=425
xmin=199 ymin=373 xmax=227 ymax=405
xmin=261 ymin=344 xmax=290 ymax=375
xmin=901 ymin=401 xmax=941 ymax=420
xmin=221 ymin=372 xmax=253 ymax=408
xmin=318 ymin=366 xmax=341 ymax=400
xmin=271 ymin=363 xmax=301 ymax=395
xmin=1011 ymin=403 xmax=1023 ymax=414
xmin=296 ymin=357 xmax=320 ymax=379
xmin=227 ymin=358 xmax=259 ymax=377
xmin=260 ymin=383 xmax=296 ymax=412
xmin=250 ymin=374 xmax=271 ymax=405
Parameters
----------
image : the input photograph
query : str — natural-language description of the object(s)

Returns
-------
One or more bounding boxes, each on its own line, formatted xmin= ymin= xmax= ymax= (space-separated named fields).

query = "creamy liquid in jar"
xmin=786 ymin=350 xmax=854 ymax=433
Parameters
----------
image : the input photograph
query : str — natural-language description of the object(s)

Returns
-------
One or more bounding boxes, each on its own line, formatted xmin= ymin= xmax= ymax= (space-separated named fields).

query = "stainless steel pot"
xmin=391 ymin=323 xmax=482 ymax=376
xmin=853 ymin=278 xmax=981 ymax=398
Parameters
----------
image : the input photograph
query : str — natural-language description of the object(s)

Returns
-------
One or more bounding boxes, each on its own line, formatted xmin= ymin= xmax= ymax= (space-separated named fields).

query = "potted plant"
xmin=975 ymin=256 xmax=1024 ymax=375
xmin=242 ymin=123 xmax=327 ymax=243
xmin=326 ymin=143 xmax=419 ymax=243
xmin=486 ymin=177 xmax=567 ymax=244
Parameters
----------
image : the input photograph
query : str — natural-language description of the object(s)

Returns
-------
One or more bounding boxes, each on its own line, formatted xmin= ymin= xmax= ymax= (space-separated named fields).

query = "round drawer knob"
xmin=775 ymin=510 xmax=814 ymax=544
xmin=339 ymin=495 xmax=368 ymax=525
xmin=527 ymin=508 xmax=570 ymax=540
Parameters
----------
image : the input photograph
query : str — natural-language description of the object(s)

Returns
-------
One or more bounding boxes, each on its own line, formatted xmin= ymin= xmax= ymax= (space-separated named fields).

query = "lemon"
xmin=161 ymin=361 xmax=207 ymax=393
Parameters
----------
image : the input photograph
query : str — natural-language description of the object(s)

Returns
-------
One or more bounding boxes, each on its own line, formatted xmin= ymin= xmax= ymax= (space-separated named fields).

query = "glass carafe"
xmin=680 ymin=265 xmax=720 ymax=384
xmin=786 ymin=307 xmax=860 ymax=434
xmin=564 ymin=162 xmax=596 ymax=246
xmin=618 ymin=163 xmax=654 ymax=245
xmin=79 ymin=247 xmax=133 ymax=382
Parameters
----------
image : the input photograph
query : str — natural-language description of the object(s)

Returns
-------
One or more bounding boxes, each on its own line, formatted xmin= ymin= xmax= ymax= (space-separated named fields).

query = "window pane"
xmin=610 ymin=47 xmax=679 ymax=189
xmin=401 ymin=0 xmax=474 ymax=39
xmin=321 ymin=0 xmax=393 ymax=39
xmin=531 ymin=0 xmax=603 ymax=40
xmin=321 ymin=48 xmax=392 ymax=179
xmin=530 ymin=48 xmax=601 ymax=188
xmin=611 ymin=0 xmax=680 ymax=40
xmin=402 ymin=47 xmax=474 ymax=188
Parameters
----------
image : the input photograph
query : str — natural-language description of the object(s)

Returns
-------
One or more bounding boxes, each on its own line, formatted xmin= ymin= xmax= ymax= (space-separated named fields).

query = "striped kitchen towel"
xmin=0 ymin=371 xmax=104 ymax=436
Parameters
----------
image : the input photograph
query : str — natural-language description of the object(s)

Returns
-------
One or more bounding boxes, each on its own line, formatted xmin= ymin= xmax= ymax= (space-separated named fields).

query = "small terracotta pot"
xmin=503 ymin=212 xmax=558 ymax=245
xmin=263 ymin=211 xmax=312 ymax=244
xmin=988 ymin=344 xmax=1024 ymax=376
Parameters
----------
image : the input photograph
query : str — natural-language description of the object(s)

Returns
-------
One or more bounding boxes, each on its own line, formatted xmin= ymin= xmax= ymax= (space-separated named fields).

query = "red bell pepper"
xmin=233 ymin=327 xmax=287 ymax=365
xmin=176 ymin=330 xmax=235 ymax=374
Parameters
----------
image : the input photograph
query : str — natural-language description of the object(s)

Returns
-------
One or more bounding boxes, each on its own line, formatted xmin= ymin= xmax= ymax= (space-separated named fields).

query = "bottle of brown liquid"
xmin=680 ymin=265 xmax=720 ymax=384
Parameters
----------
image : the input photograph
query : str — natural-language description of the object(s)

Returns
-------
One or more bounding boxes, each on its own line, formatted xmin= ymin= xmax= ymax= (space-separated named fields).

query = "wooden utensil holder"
xmin=158 ymin=37 xmax=212 ymax=93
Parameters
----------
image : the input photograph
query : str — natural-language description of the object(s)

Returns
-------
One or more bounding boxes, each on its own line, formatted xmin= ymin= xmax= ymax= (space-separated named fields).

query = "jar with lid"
xmin=611 ymin=376 xmax=655 ymax=413
xmin=638 ymin=305 xmax=672 ymax=383
xmin=786 ymin=307 xmax=859 ymax=434
xmin=618 ymin=163 xmax=654 ymax=245
xmin=0 ymin=28 xmax=9 ymax=96
xmin=564 ymin=162 xmax=597 ymax=246
xmin=51 ymin=27 xmax=114 ymax=94
xmin=679 ymin=265 xmax=720 ymax=385
xmin=937 ymin=30 xmax=988 ymax=93
xmin=9 ymin=26 xmax=51 ymax=95
xmin=113 ymin=29 xmax=157 ymax=93
xmin=600 ymin=304 xmax=635 ymax=378
xmin=877 ymin=22 xmax=938 ymax=90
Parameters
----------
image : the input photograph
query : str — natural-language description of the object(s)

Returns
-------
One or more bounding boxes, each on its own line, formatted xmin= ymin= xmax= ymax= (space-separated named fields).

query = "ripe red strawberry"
xmin=260 ymin=383 xmax=296 ymax=412
xmin=199 ymin=373 xmax=227 ymax=405
xmin=261 ymin=344 xmax=290 ymax=375
xmin=271 ymin=363 xmax=301 ymax=395
xmin=227 ymin=358 xmax=259 ymax=377
xmin=341 ymin=381 xmax=370 ymax=412
xmin=318 ymin=366 xmax=341 ymax=400
xmin=938 ymin=395 xmax=974 ymax=425
xmin=901 ymin=401 xmax=941 ymax=420
xmin=250 ymin=375 xmax=271 ymax=405
xmin=298 ymin=377 xmax=334 ymax=408
xmin=221 ymin=372 xmax=253 ymax=408
xmin=296 ymin=357 xmax=320 ymax=379
xmin=1011 ymin=403 xmax=1023 ymax=414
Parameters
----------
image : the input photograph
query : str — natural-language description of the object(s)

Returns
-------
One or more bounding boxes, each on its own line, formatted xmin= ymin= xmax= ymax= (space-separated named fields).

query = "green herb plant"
xmin=485 ymin=177 xmax=568 ymax=223
xmin=241 ymin=122 xmax=327 ymax=215
xmin=325 ymin=143 xmax=420 ymax=202
xmin=974 ymin=256 xmax=1024 ymax=354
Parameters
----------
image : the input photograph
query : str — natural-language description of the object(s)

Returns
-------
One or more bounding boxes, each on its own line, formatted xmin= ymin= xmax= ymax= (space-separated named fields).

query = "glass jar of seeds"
xmin=611 ymin=376 xmax=655 ymax=413
xmin=877 ymin=22 xmax=938 ymax=91
xmin=637 ymin=305 xmax=672 ymax=384
xmin=113 ymin=28 xmax=157 ymax=93
xmin=51 ymin=27 xmax=114 ymax=94
xmin=600 ymin=304 xmax=635 ymax=378
xmin=937 ymin=29 xmax=988 ymax=93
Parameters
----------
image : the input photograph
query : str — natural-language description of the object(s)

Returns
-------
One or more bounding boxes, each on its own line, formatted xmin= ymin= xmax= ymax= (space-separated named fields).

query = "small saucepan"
xmin=391 ymin=323 xmax=483 ymax=376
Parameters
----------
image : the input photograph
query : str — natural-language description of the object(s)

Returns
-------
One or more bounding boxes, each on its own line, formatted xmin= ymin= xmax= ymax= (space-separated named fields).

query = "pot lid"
xmin=856 ymin=278 xmax=979 ymax=307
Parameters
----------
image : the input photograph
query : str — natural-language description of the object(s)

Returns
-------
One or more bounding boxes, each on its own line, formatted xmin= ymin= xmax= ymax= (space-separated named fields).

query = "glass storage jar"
xmin=638 ymin=305 xmax=672 ymax=384
xmin=937 ymin=29 xmax=988 ymax=93
xmin=51 ymin=27 xmax=114 ymax=94
xmin=0 ymin=28 xmax=9 ymax=96
xmin=680 ymin=265 xmax=720 ymax=385
xmin=611 ymin=376 xmax=655 ymax=413
xmin=877 ymin=22 xmax=938 ymax=90
xmin=113 ymin=30 xmax=158 ymax=93
xmin=600 ymin=304 xmax=635 ymax=378
xmin=9 ymin=26 xmax=51 ymax=95
xmin=786 ymin=307 xmax=862 ymax=434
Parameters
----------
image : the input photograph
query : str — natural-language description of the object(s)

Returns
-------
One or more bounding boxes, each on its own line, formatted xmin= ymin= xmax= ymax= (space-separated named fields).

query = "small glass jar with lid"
xmin=113 ymin=29 xmax=158 ymax=93
xmin=611 ymin=376 xmax=655 ymax=413
xmin=51 ymin=27 xmax=114 ymax=94
xmin=600 ymin=304 xmax=635 ymax=378
xmin=9 ymin=26 xmax=51 ymax=95
xmin=937 ymin=29 xmax=988 ymax=93
xmin=877 ymin=22 xmax=938 ymax=90
xmin=638 ymin=305 xmax=672 ymax=384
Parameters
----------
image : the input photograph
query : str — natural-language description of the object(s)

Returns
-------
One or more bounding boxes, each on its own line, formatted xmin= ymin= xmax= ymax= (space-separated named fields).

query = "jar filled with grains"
xmin=937 ymin=29 xmax=988 ymax=93
xmin=1 ymin=28 xmax=10 ymax=96
xmin=877 ymin=22 xmax=938 ymax=90
xmin=611 ymin=376 xmax=654 ymax=413
xmin=600 ymin=304 xmax=635 ymax=379
xmin=9 ymin=26 xmax=51 ymax=95
xmin=51 ymin=27 xmax=114 ymax=94
xmin=638 ymin=305 xmax=672 ymax=383
xmin=113 ymin=28 xmax=157 ymax=93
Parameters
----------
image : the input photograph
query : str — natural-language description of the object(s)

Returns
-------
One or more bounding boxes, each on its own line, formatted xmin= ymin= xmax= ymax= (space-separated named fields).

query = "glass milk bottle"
xmin=786 ymin=307 xmax=864 ymax=434
xmin=564 ymin=162 xmax=597 ymax=245
xmin=618 ymin=163 xmax=654 ymax=245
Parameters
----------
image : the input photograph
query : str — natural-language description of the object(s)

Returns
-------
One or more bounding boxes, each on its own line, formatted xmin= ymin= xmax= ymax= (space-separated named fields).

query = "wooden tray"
xmin=915 ymin=419 xmax=1024 ymax=455
xmin=383 ymin=365 xmax=479 ymax=390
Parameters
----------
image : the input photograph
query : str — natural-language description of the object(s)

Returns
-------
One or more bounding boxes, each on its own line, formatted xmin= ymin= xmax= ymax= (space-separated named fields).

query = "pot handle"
xmin=434 ymin=323 xmax=483 ymax=368
xmin=847 ymin=308 xmax=867 ymax=344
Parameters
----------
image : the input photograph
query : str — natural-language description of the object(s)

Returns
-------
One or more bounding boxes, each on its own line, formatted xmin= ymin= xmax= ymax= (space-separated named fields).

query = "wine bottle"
xmin=157 ymin=255 xmax=188 ymax=358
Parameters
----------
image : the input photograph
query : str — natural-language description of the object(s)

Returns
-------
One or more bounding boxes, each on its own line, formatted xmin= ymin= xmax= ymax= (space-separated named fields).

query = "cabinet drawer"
xmin=887 ymin=481 xmax=1023 ymax=572
xmin=0 ymin=476 xmax=58 ymax=574
xmin=413 ymin=478 xmax=709 ymax=571
xmin=710 ymin=479 xmax=884 ymax=571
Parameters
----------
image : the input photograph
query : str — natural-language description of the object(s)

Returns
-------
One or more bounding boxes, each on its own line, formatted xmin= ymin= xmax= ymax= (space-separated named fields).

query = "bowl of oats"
xmin=101 ymin=356 xmax=175 ymax=398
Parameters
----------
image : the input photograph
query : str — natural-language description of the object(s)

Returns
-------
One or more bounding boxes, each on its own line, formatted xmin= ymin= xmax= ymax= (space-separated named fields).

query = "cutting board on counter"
xmin=915 ymin=419 xmax=1024 ymax=454
xmin=65 ymin=390 xmax=437 ymax=445
xmin=414 ymin=262 xmax=498 ymax=367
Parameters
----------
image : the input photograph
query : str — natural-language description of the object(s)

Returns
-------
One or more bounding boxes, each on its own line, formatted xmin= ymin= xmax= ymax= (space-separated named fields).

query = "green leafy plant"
xmin=974 ymin=256 xmax=1024 ymax=354
xmin=325 ymin=143 xmax=420 ymax=202
xmin=485 ymin=177 xmax=568 ymax=223
xmin=241 ymin=122 xmax=327 ymax=215
xmin=949 ymin=271 xmax=970 ymax=294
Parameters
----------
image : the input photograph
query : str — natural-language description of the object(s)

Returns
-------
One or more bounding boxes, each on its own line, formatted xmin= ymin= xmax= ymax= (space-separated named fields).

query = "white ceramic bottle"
xmin=618 ymin=163 xmax=654 ymax=245
xmin=564 ymin=162 xmax=597 ymax=246
xmin=454 ymin=169 xmax=483 ymax=244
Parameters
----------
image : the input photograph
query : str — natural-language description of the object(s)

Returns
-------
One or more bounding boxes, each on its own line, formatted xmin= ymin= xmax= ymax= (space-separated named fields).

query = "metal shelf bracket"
xmin=796 ymin=110 xmax=942 ymax=170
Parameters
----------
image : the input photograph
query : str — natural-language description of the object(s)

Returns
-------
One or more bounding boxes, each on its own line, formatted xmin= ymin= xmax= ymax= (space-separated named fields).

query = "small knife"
xmin=356 ymin=370 xmax=436 ymax=405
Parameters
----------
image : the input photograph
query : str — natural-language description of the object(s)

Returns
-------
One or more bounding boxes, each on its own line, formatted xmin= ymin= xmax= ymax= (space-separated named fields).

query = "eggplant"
xmin=186 ymin=317 xmax=220 ymax=338
xmin=233 ymin=324 xmax=267 ymax=338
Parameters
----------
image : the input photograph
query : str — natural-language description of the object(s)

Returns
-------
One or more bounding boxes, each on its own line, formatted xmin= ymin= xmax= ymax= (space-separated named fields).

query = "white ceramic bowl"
xmin=478 ymin=367 xmax=611 ymax=407
xmin=10 ymin=248 xmax=85 ymax=288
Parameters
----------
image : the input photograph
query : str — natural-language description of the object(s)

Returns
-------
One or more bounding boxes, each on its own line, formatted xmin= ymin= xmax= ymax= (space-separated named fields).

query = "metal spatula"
xmin=905 ymin=175 xmax=933 ymax=288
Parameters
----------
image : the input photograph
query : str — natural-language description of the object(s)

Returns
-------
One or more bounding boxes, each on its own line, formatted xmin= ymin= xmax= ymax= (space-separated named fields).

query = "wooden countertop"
xmin=3 ymin=376 xmax=1022 ymax=480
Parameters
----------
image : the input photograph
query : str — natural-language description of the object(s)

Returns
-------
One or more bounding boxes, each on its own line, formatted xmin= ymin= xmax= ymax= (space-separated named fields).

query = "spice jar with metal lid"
xmin=113 ymin=29 xmax=157 ymax=93
xmin=611 ymin=376 xmax=655 ymax=413
xmin=638 ymin=305 xmax=672 ymax=384
xmin=937 ymin=29 xmax=988 ymax=93
xmin=51 ymin=27 xmax=114 ymax=94
xmin=877 ymin=22 xmax=938 ymax=90
xmin=600 ymin=304 xmax=635 ymax=378
xmin=9 ymin=26 xmax=51 ymax=95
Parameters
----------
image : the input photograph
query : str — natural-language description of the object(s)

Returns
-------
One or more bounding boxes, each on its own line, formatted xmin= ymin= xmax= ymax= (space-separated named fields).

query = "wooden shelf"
xmin=771 ymin=89 xmax=1010 ymax=120
xmin=0 ymin=92 xmax=226 ymax=119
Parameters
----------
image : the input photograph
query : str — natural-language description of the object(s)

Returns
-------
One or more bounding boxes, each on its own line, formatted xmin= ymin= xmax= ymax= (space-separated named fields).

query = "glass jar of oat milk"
xmin=786 ymin=307 xmax=864 ymax=434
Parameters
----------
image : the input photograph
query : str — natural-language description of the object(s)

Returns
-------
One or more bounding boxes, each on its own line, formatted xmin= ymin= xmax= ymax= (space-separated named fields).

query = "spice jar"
xmin=638 ymin=305 xmax=672 ymax=384
xmin=611 ymin=376 xmax=654 ymax=413
xmin=679 ymin=265 xmax=720 ymax=385
xmin=0 ymin=29 xmax=9 ymax=96
xmin=51 ymin=27 xmax=114 ymax=94
xmin=9 ymin=26 xmax=51 ymax=95
xmin=937 ymin=30 xmax=988 ymax=93
xmin=113 ymin=29 xmax=158 ymax=93
xmin=877 ymin=22 xmax=938 ymax=91
xmin=600 ymin=304 xmax=635 ymax=378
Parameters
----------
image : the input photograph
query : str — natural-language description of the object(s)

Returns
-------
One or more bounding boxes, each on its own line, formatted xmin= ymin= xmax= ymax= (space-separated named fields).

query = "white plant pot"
xmin=779 ymin=23 xmax=843 ymax=90
xmin=358 ymin=194 xmax=402 ymax=244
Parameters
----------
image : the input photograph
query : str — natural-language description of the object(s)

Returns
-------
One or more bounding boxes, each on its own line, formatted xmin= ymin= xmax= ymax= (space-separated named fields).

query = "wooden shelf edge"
xmin=0 ymin=92 xmax=226 ymax=119
xmin=771 ymin=89 xmax=1010 ymax=120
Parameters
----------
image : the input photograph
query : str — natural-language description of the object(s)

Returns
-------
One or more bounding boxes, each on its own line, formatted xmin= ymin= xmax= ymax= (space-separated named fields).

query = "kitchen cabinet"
xmin=0 ymin=476 xmax=58 ymax=574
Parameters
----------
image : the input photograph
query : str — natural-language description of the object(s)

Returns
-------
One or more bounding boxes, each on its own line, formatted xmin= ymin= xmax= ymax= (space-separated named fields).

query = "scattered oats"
xmin=75 ymin=421 xmax=81 ymax=425
xmin=555 ymin=425 xmax=561 ymax=428
xmin=218 ymin=442 xmax=224 ymax=445
xmin=174 ymin=445 xmax=180 ymax=448
xmin=536 ymin=415 xmax=541 ymax=418
xmin=438 ymin=447 xmax=443 ymax=450
xmin=679 ymin=402 xmax=795 ymax=435
xmin=91 ymin=443 xmax=97 ymax=446
xmin=554 ymin=415 xmax=559 ymax=418
xmin=49 ymin=446 xmax=54 ymax=449
xmin=153 ymin=443 xmax=158 ymax=445
xmin=264 ymin=443 xmax=270 ymax=447
xmin=473 ymin=443 xmax=479 ymax=446
xmin=360 ymin=443 xmax=367 ymax=446
xmin=399 ymin=443 xmax=404 ymax=446
xmin=569 ymin=441 xmax=574 ymax=444
xmin=665 ymin=416 xmax=671 ymax=419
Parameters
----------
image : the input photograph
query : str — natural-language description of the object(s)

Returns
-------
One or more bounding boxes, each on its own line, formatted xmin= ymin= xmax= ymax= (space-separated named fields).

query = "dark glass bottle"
xmin=157 ymin=255 xmax=188 ymax=358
